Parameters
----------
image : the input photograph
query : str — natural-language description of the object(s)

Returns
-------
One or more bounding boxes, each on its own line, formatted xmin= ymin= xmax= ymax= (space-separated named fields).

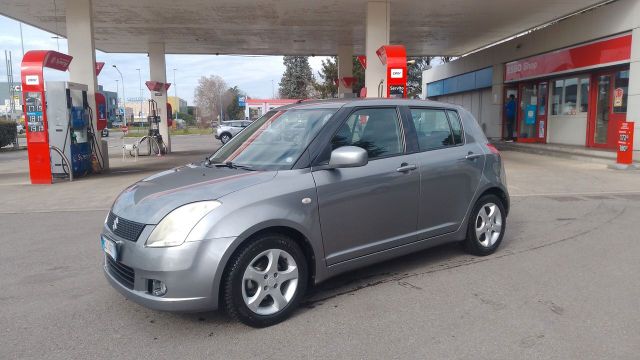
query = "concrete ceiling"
xmin=1 ymin=0 xmax=609 ymax=56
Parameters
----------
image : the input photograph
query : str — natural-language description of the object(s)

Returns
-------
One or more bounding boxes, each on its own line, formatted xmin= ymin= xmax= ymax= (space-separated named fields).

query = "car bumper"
xmin=214 ymin=134 xmax=220 ymax=139
xmin=101 ymin=229 xmax=237 ymax=312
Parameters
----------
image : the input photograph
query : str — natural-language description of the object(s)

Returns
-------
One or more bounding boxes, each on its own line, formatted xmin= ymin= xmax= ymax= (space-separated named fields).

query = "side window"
xmin=446 ymin=110 xmax=464 ymax=144
xmin=331 ymin=108 xmax=403 ymax=159
xmin=410 ymin=108 xmax=454 ymax=151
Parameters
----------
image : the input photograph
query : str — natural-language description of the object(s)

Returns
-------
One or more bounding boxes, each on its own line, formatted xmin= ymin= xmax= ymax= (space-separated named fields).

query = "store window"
xmin=614 ymin=70 xmax=629 ymax=113
xmin=580 ymin=78 xmax=590 ymax=113
xmin=551 ymin=76 xmax=589 ymax=116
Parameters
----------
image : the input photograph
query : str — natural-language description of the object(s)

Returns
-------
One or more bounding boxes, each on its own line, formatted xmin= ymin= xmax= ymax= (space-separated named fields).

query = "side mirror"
xmin=328 ymin=146 xmax=368 ymax=169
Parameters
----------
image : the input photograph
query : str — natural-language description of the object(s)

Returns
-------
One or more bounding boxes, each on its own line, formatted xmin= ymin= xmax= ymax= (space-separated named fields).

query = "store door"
xmin=517 ymin=82 xmax=548 ymax=143
xmin=588 ymin=69 xmax=629 ymax=149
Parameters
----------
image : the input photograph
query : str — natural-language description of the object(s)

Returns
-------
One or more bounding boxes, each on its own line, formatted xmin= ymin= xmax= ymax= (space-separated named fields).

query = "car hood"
xmin=111 ymin=163 xmax=275 ymax=224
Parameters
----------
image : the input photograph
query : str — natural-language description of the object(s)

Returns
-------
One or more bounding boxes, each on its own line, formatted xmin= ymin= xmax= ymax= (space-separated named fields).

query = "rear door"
xmin=403 ymin=107 xmax=485 ymax=240
xmin=312 ymin=107 xmax=420 ymax=265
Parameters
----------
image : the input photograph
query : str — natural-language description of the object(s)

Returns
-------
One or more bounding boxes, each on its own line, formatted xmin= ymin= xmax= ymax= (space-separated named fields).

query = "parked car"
xmin=101 ymin=99 xmax=509 ymax=327
xmin=16 ymin=123 xmax=25 ymax=134
xmin=215 ymin=120 xmax=252 ymax=144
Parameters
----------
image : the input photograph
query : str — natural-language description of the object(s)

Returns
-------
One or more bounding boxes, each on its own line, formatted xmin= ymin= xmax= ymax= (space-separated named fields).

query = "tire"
xmin=220 ymin=133 xmax=231 ymax=144
xmin=464 ymin=194 xmax=506 ymax=256
xmin=222 ymin=233 xmax=308 ymax=327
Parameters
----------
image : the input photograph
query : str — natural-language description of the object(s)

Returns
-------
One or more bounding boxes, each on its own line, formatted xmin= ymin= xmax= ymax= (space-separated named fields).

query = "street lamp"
xmin=112 ymin=65 xmax=126 ymax=124
xmin=173 ymin=68 xmax=178 ymax=114
xmin=136 ymin=68 xmax=143 ymax=118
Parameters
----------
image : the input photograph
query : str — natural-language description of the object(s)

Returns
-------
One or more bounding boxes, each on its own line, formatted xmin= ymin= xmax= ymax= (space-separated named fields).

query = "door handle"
xmin=396 ymin=163 xmax=417 ymax=172
xmin=465 ymin=152 xmax=483 ymax=160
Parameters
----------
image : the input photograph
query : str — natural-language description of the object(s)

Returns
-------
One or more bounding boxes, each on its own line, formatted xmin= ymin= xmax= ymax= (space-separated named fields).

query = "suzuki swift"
xmin=101 ymin=99 xmax=509 ymax=327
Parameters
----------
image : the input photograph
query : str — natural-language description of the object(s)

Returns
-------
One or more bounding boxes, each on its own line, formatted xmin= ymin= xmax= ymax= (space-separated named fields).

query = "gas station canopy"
xmin=2 ymin=0 xmax=607 ymax=56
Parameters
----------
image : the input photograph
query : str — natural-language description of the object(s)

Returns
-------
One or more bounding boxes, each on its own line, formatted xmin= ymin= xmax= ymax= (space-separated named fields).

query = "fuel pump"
xmin=144 ymin=99 xmax=167 ymax=155
xmin=376 ymin=45 xmax=408 ymax=98
xmin=46 ymin=81 xmax=94 ymax=177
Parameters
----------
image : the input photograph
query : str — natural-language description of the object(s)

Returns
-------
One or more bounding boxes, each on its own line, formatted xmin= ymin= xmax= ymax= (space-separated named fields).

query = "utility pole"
xmin=19 ymin=23 xmax=25 ymax=57
xmin=136 ymin=68 xmax=142 ymax=119
xmin=115 ymin=79 xmax=120 ymax=120
xmin=112 ymin=65 xmax=126 ymax=124
xmin=173 ymin=68 xmax=178 ymax=115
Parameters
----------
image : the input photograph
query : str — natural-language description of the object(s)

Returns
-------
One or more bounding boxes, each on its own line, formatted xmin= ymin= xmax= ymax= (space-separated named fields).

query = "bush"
xmin=0 ymin=120 xmax=18 ymax=148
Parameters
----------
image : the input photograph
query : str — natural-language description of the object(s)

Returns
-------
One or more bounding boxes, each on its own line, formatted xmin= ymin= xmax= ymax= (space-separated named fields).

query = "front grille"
xmin=106 ymin=255 xmax=135 ymax=290
xmin=107 ymin=212 xmax=145 ymax=242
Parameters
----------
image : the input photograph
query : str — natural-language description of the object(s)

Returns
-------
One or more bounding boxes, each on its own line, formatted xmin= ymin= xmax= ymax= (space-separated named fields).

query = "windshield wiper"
xmin=214 ymin=161 xmax=256 ymax=171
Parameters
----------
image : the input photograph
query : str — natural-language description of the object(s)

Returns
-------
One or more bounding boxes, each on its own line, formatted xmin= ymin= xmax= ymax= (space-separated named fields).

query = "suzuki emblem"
xmin=112 ymin=217 xmax=119 ymax=231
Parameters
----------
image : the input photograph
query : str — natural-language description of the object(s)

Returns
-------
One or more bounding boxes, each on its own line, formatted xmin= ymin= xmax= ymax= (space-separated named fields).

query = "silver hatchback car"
xmin=101 ymin=99 xmax=509 ymax=327
xmin=215 ymin=120 xmax=252 ymax=144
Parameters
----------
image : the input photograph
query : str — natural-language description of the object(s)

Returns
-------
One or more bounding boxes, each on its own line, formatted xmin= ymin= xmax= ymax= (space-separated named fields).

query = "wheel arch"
xmin=217 ymin=224 xmax=318 ymax=307
xmin=478 ymin=186 xmax=510 ymax=216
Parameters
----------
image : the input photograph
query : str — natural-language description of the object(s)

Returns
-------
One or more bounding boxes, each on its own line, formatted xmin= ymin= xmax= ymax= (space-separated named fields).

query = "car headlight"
xmin=146 ymin=201 xmax=221 ymax=248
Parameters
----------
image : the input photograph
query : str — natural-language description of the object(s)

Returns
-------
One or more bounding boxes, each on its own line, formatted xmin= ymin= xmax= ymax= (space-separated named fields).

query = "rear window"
xmin=409 ymin=108 xmax=454 ymax=151
xmin=446 ymin=110 xmax=464 ymax=145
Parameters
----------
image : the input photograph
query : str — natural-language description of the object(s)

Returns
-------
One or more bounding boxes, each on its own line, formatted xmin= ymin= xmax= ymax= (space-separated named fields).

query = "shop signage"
xmin=390 ymin=68 xmax=403 ymax=78
xmin=617 ymin=121 xmax=634 ymax=165
xmin=505 ymin=34 xmax=632 ymax=82
xmin=614 ymin=88 xmax=624 ymax=107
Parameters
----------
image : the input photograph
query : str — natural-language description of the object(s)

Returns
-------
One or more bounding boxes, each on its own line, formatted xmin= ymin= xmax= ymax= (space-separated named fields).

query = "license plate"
xmin=101 ymin=236 xmax=118 ymax=261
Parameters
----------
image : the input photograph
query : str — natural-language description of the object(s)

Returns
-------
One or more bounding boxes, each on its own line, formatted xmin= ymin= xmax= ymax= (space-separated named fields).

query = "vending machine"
xmin=45 ymin=82 xmax=93 ymax=177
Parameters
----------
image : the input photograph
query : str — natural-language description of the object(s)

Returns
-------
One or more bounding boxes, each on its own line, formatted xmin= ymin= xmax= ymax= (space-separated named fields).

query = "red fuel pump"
xmin=21 ymin=50 xmax=73 ymax=184
xmin=95 ymin=92 xmax=107 ymax=131
xmin=376 ymin=45 xmax=408 ymax=98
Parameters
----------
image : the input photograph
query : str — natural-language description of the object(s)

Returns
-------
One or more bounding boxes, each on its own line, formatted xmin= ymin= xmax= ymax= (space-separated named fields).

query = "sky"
xmin=0 ymin=15 xmax=329 ymax=105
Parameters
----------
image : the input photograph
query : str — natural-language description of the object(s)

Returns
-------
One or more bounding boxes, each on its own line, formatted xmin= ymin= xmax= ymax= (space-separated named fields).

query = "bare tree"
xmin=194 ymin=75 xmax=228 ymax=127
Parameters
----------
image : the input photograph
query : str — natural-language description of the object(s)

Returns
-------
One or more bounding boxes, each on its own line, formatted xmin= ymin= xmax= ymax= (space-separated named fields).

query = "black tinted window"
xmin=446 ymin=110 xmax=464 ymax=144
xmin=332 ymin=108 xmax=402 ymax=159
xmin=410 ymin=108 xmax=454 ymax=151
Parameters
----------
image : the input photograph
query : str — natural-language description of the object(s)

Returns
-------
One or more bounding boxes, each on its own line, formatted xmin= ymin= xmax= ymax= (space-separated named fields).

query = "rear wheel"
xmin=223 ymin=234 xmax=308 ymax=327
xmin=464 ymin=194 xmax=506 ymax=256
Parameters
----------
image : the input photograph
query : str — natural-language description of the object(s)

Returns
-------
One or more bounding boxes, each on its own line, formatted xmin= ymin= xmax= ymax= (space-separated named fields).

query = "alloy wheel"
xmin=241 ymin=249 xmax=299 ymax=315
xmin=475 ymin=202 xmax=503 ymax=247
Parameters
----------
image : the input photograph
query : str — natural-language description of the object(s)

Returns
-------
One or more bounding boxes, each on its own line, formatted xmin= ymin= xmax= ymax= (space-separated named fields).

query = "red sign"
xmin=617 ymin=121 xmax=634 ymax=165
xmin=614 ymin=87 xmax=624 ymax=107
xmin=505 ymin=34 xmax=632 ymax=82
xmin=42 ymin=52 xmax=73 ymax=72
xmin=95 ymin=62 xmax=105 ymax=76
xmin=122 ymin=125 xmax=129 ymax=133
xmin=357 ymin=55 xmax=367 ymax=69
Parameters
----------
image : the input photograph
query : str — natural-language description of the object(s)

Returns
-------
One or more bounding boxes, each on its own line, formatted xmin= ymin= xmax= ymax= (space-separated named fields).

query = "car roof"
xmin=272 ymin=98 xmax=463 ymax=111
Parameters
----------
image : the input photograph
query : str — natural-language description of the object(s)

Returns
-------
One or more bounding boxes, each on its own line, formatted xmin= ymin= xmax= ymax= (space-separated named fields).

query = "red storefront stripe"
xmin=505 ymin=34 xmax=632 ymax=82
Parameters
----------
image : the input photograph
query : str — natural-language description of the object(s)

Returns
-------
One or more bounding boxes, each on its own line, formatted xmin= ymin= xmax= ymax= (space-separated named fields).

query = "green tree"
xmin=224 ymin=86 xmax=246 ymax=120
xmin=176 ymin=111 xmax=194 ymax=126
xmin=314 ymin=56 xmax=338 ymax=99
xmin=352 ymin=56 xmax=365 ymax=96
xmin=407 ymin=57 xmax=434 ymax=98
xmin=279 ymin=56 xmax=314 ymax=99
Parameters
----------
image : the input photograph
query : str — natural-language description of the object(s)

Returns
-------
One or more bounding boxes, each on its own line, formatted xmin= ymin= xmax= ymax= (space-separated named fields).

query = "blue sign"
xmin=238 ymin=96 xmax=246 ymax=108
xmin=525 ymin=104 xmax=537 ymax=125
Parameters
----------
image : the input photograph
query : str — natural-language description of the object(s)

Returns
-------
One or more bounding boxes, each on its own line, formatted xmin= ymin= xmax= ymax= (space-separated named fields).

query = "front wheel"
xmin=463 ymin=194 xmax=506 ymax=256
xmin=220 ymin=133 xmax=231 ymax=144
xmin=222 ymin=234 xmax=308 ymax=327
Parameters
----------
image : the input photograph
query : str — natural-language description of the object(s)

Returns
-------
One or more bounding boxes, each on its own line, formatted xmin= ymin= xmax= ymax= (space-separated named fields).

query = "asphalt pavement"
xmin=1 ymin=135 xmax=639 ymax=359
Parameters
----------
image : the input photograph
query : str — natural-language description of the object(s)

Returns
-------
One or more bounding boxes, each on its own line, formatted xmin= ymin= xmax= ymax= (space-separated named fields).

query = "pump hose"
xmin=86 ymin=106 xmax=105 ymax=170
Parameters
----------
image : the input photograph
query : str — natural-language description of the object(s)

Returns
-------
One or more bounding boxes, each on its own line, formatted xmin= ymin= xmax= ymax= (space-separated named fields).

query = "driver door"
xmin=312 ymin=107 xmax=420 ymax=265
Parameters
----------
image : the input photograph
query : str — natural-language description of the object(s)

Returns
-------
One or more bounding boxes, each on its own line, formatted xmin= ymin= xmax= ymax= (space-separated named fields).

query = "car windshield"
xmin=209 ymin=107 xmax=338 ymax=170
